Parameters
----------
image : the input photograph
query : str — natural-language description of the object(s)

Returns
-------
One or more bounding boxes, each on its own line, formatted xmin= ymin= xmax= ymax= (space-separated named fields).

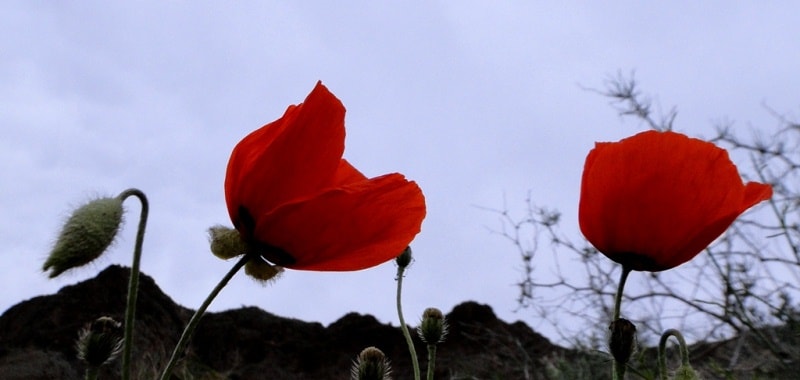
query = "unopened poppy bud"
xmin=395 ymin=246 xmax=413 ymax=268
xmin=417 ymin=307 xmax=448 ymax=344
xmin=244 ymin=257 xmax=284 ymax=283
xmin=76 ymin=316 xmax=124 ymax=368
xmin=609 ymin=318 xmax=637 ymax=364
xmin=350 ymin=346 xmax=392 ymax=380
xmin=209 ymin=225 xmax=248 ymax=259
xmin=43 ymin=197 xmax=124 ymax=278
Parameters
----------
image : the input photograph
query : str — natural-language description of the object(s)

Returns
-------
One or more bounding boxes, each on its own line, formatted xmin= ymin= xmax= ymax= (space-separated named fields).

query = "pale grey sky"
xmin=2 ymin=1 xmax=799 ymax=345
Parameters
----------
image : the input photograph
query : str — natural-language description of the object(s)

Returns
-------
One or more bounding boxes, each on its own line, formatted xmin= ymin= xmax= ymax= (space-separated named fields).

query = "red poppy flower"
xmin=578 ymin=130 xmax=772 ymax=272
xmin=224 ymin=82 xmax=426 ymax=271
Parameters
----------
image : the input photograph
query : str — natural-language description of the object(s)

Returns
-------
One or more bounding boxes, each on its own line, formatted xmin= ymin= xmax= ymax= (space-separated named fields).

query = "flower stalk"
xmin=117 ymin=189 xmax=148 ymax=380
xmin=658 ymin=329 xmax=694 ymax=380
xmin=613 ymin=266 xmax=631 ymax=321
xmin=158 ymin=253 xmax=252 ymax=380
xmin=611 ymin=266 xmax=633 ymax=380
xmin=395 ymin=249 xmax=420 ymax=380
xmin=425 ymin=345 xmax=437 ymax=380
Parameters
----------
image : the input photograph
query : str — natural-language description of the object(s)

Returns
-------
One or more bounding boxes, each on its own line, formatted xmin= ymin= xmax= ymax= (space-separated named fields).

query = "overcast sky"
xmin=3 ymin=2 xmax=799 ymax=345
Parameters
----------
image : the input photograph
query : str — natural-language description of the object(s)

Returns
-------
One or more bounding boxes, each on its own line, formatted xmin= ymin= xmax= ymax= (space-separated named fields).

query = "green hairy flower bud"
xmin=244 ymin=256 xmax=284 ymax=283
xmin=351 ymin=346 xmax=392 ymax=380
xmin=209 ymin=225 xmax=248 ymax=260
xmin=43 ymin=197 xmax=124 ymax=278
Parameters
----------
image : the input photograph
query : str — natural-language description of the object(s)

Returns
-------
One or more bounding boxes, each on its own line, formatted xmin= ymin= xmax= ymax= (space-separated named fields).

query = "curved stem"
xmin=396 ymin=265 xmax=421 ymax=380
xmin=117 ymin=188 xmax=149 ymax=380
xmin=612 ymin=266 xmax=632 ymax=380
xmin=658 ymin=328 xmax=689 ymax=380
xmin=158 ymin=253 xmax=251 ymax=380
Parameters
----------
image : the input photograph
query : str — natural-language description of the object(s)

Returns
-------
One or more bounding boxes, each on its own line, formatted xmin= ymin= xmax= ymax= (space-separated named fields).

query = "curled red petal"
xmin=578 ymin=130 xmax=772 ymax=271
xmin=225 ymin=82 xmax=346 ymax=230
xmin=252 ymin=174 xmax=426 ymax=271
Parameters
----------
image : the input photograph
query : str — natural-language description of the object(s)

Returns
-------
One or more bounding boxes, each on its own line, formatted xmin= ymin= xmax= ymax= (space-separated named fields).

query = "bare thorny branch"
xmin=497 ymin=73 xmax=800 ymax=369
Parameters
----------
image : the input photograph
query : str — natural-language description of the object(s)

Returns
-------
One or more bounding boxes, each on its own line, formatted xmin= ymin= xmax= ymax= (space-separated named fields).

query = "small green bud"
xmin=417 ymin=307 xmax=448 ymax=345
xmin=244 ymin=256 xmax=283 ymax=283
xmin=43 ymin=197 xmax=124 ymax=278
xmin=209 ymin=225 xmax=248 ymax=259
xmin=672 ymin=364 xmax=702 ymax=380
xmin=76 ymin=316 xmax=124 ymax=368
xmin=350 ymin=346 xmax=392 ymax=380
xmin=609 ymin=318 xmax=637 ymax=365
xmin=395 ymin=246 xmax=413 ymax=268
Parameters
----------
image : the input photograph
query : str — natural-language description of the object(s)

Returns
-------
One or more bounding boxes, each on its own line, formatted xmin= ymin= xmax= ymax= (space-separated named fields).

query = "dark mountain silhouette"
xmin=0 ymin=266 xmax=561 ymax=379
xmin=1 ymin=265 xmax=796 ymax=379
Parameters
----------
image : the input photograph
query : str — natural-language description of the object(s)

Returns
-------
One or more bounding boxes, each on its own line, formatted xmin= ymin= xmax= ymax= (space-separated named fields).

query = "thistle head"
xmin=76 ymin=316 xmax=124 ymax=368
xmin=417 ymin=307 xmax=448 ymax=345
xmin=350 ymin=346 xmax=392 ymax=380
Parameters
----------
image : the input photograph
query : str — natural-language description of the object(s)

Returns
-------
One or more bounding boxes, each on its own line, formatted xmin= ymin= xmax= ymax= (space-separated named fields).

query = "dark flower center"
xmin=238 ymin=206 xmax=297 ymax=266
xmin=608 ymin=252 xmax=662 ymax=272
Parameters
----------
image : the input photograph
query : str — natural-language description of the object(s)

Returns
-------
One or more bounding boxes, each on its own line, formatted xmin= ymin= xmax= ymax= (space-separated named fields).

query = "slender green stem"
xmin=396 ymin=265 xmax=421 ymax=380
xmin=426 ymin=344 xmax=437 ymax=380
xmin=158 ymin=253 xmax=252 ymax=380
xmin=612 ymin=360 xmax=626 ymax=380
xmin=117 ymin=188 xmax=149 ymax=380
xmin=611 ymin=266 xmax=632 ymax=380
xmin=84 ymin=367 xmax=99 ymax=380
xmin=658 ymin=328 xmax=689 ymax=380
xmin=613 ymin=266 xmax=631 ymax=321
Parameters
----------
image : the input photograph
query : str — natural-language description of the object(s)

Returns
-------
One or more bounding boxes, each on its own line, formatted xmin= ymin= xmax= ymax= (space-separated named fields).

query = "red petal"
xmin=333 ymin=159 xmax=367 ymax=186
xmin=579 ymin=130 xmax=772 ymax=271
xmin=225 ymin=82 xmax=346 ymax=228
xmin=252 ymin=174 xmax=426 ymax=271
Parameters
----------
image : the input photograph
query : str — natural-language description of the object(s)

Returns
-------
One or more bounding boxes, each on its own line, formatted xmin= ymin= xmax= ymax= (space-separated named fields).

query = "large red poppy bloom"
xmin=225 ymin=82 xmax=426 ymax=271
xmin=579 ymin=130 xmax=772 ymax=272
